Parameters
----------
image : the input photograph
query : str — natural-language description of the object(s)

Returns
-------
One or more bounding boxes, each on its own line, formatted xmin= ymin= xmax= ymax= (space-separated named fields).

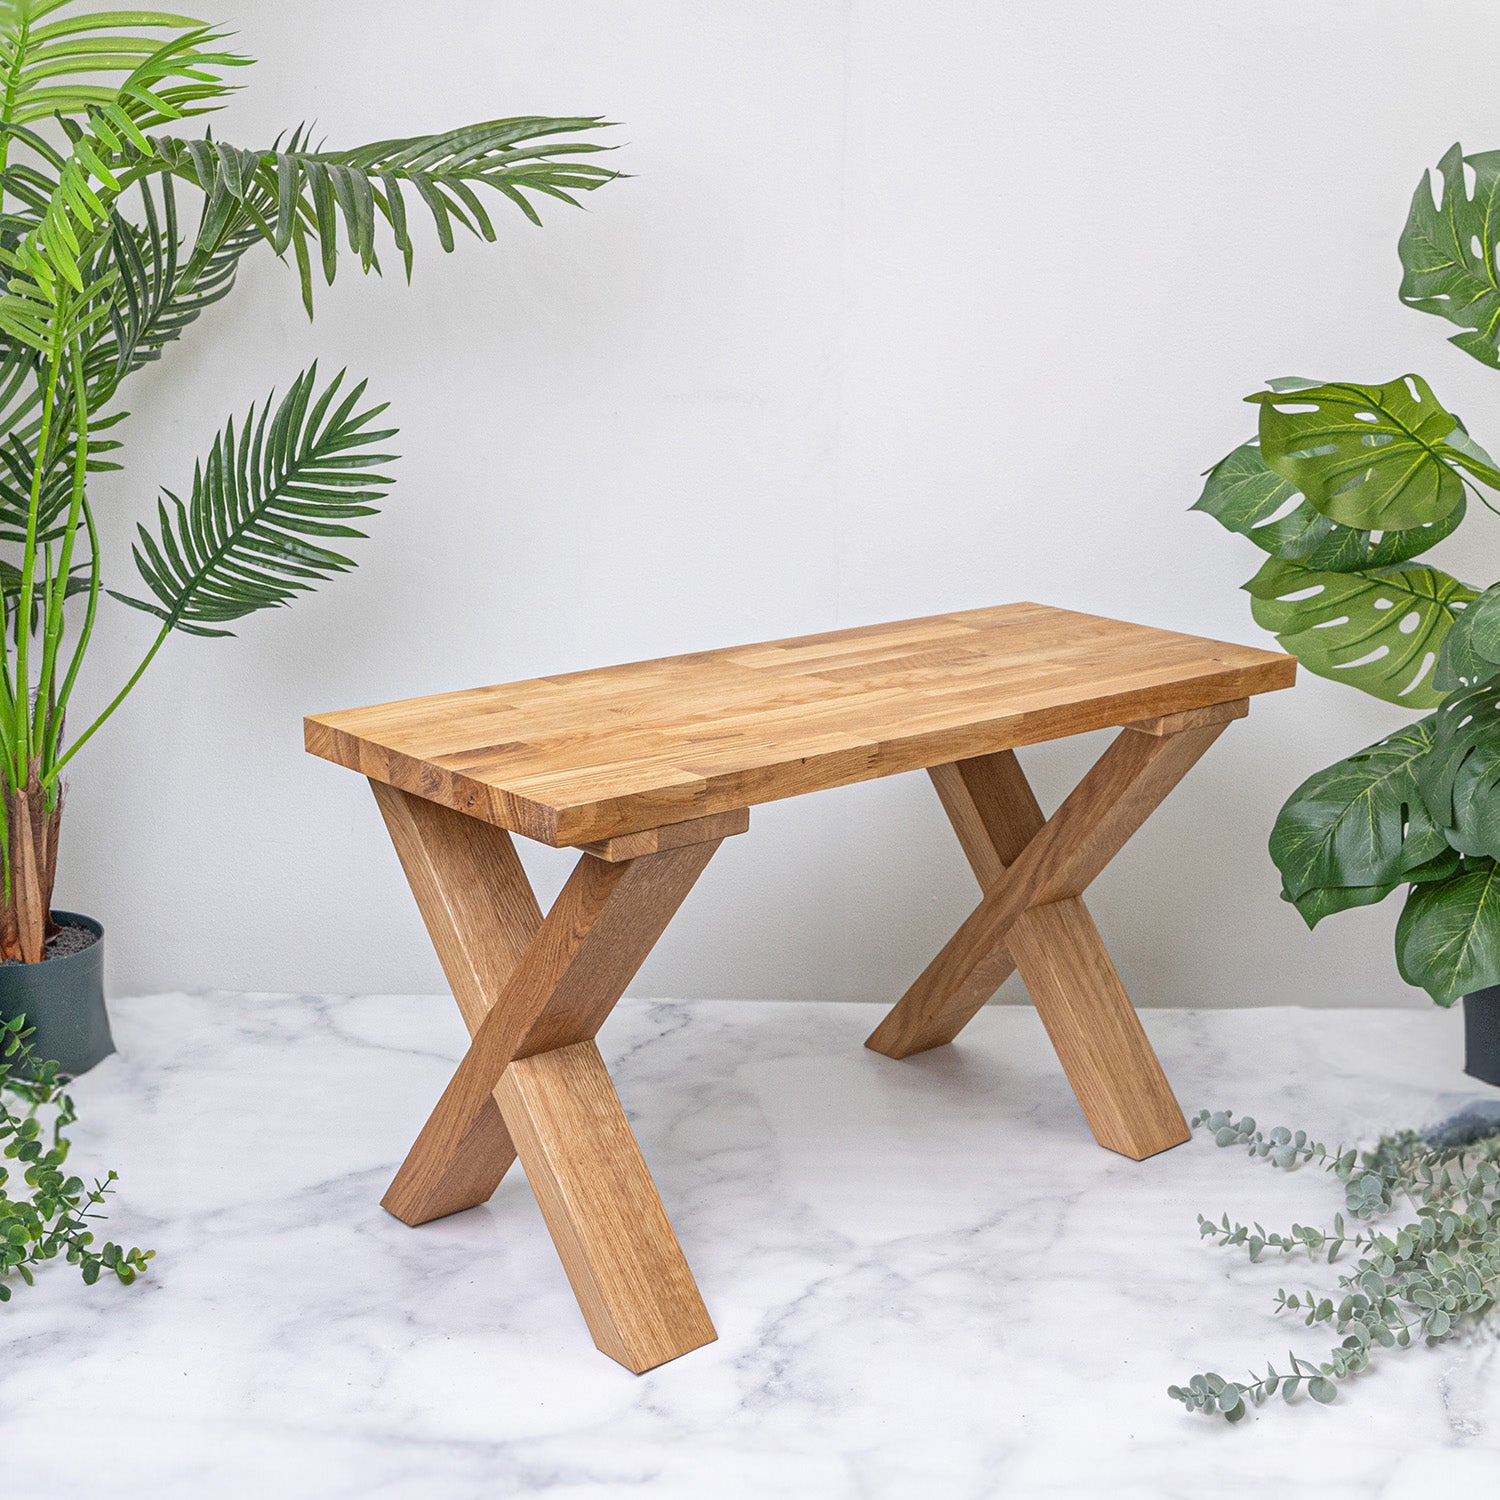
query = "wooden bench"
xmin=305 ymin=602 xmax=1294 ymax=1372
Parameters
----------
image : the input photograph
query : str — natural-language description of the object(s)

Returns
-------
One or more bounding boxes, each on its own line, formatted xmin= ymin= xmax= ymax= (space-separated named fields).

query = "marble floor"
xmin=3 ymin=993 xmax=1499 ymax=1498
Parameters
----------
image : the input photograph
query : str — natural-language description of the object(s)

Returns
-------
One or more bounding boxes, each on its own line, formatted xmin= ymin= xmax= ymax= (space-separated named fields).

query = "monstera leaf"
xmin=1287 ymin=852 xmax=1458 ymax=926
xmin=1245 ymin=556 xmax=1476 ymax=707
xmin=1247 ymin=376 xmax=1500 ymax=531
xmin=1416 ymin=678 xmax=1500 ymax=861
xmin=1270 ymin=716 xmax=1454 ymax=925
xmin=1194 ymin=439 xmax=1466 ymax=570
xmin=1396 ymin=858 xmax=1500 ymax=1005
xmin=1437 ymin=581 xmax=1500 ymax=691
xmin=1399 ymin=143 xmax=1500 ymax=369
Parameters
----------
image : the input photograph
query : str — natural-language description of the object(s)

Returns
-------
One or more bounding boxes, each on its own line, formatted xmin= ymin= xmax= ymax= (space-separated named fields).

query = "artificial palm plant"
xmin=0 ymin=3 xmax=616 ymax=961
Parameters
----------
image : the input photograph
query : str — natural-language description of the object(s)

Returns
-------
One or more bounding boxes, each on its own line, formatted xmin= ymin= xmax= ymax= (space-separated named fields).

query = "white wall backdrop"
xmin=55 ymin=0 xmax=1500 ymax=1006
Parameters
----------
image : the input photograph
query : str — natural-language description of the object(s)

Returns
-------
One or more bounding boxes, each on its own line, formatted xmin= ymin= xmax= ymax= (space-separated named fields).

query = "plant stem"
xmin=43 ymin=497 xmax=98 ymax=771
xmin=11 ymin=342 xmax=61 ymax=786
xmin=32 ymin=336 xmax=88 ymax=761
xmin=46 ymin=619 xmax=172 ymax=784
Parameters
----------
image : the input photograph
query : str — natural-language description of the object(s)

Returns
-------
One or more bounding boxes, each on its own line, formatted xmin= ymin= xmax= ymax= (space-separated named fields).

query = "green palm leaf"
xmin=0 ymin=175 xmax=254 ymax=459
xmin=0 ymin=5 xmax=248 ymax=128
xmin=0 ymin=112 xmax=619 ymax=354
xmin=109 ymin=363 xmax=396 ymax=636
xmin=86 ymin=174 xmax=255 ymax=398
xmin=146 ymin=117 xmax=621 ymax=311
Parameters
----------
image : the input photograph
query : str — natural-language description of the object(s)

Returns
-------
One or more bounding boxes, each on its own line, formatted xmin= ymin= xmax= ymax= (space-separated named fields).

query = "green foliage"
xmin=1395 ymin=859 xmax=1500 ymax=1006
xmin=1438 ymin=582 xmax=1500 ymax=691
xmin=0 ymin=1011 xmax=152 ymax=1300
xmin=1244 ymin=556 xmax=1472 ymax=708
xmin=1192 ymin=139 xmax=1500 ymax=1004
xmin=0 ymin=3 xmax=620 ymax=958
xmin=1170 ymin=1108 xmax=1500 ymax=1421
xmin=1192 ymin=438 xmax=1465 ymax=570
xmin=1270 ymin=718 xmax=1453 ymax=925
xmin=1247 ymin=375 xmax=1500 ymax=531
xmin=109 ymin=365 xmax=395 ymax=637
xmin=1399 ymin=143 xmax=1500 ymax=368
xmin=1417 ymin=680 xmax=1500 ymax=859
xmin=0 ymin=7 xmax=247 ymax=128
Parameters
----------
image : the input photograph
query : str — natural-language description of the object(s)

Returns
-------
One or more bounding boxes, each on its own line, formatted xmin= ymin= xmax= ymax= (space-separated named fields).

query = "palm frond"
xmin=0 ymin=554 xmax=85 ymax=638
xmin=151 ymin=116 xmax=622 ymax=313
xmin=0 ymin=110 xmax=618 ymax=366
xmin=84 ymin=174 xmax=254 ymax=401
xmin=109 ymin=363 xmax=397 ymax=635
xmin=0 ymin=426 xmax=69 ymax=541
xmin=0 ymin=5 xmax=248 ymax=127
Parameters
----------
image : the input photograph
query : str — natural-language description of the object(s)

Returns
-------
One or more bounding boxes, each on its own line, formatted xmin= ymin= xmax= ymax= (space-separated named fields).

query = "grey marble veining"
xmin=2 ymin=993 xmax=1499 ymax=1498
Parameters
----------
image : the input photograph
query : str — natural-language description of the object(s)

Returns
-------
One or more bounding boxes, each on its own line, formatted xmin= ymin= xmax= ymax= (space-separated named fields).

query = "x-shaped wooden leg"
xmin=370 ymin=781 xmax=735 ymax=1373
xmin=866 ymin=701 xmax=1246 ymax=1159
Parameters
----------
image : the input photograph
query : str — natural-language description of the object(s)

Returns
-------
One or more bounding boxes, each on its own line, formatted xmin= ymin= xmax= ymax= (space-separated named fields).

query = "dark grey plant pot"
xmin=0 ymin=911 xmax=111 ymax=1078
xmin=1464 ymin=984 xmax=1500 ymax=1088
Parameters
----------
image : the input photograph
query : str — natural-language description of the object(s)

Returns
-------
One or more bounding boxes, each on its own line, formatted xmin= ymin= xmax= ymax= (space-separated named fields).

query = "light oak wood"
xmin=312 ymin=604 xmax=1292 ymax=1369
xmin=1004 ymin=899 xmax=1188 ymax=1158
xmin=1126 ymin=698 xmax=1249 ymax=736
xmin=382 ymin=842 xmax=719 ymax=1226
xmin=371 ymin=781 xmax=543 ymax=1219
xmin=580 ymin=807 xmax=749 ymax=862
xmin=371 ymin=781 xmax=542 ymax=1032
xmin=866 ymin=720 xmax=1230 ymax=1067
xmin=878 ymin=751 xmax=1187 ymax=1158
xmin=306 ymin=604 xmax=1294 ymax=846
xmin=497 ymin=1040 xmax=716 ymax=1372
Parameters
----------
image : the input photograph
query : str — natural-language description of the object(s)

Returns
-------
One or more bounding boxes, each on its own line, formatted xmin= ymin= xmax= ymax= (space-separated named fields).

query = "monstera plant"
xmin=0 ymin=4 xmax=616 ymax=1002
xmin=1197 ymin=142 xmax=1500 ymax=1035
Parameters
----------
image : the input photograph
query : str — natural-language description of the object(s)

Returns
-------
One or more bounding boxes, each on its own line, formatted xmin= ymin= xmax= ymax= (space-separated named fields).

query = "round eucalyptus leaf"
xmin=1245 ymin=557 xmax=1475 ymax=708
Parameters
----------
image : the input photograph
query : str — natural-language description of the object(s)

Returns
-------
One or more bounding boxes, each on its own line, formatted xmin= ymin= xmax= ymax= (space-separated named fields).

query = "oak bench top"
xmin=304 ymin=602 xmax=1295 ymax=846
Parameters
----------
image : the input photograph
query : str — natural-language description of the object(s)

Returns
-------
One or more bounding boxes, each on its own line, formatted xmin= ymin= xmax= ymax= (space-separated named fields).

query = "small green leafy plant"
xmin=1193 ymin=142 xmax=1500 ymax=1003
xmin=0 ymin=1013 xmax=151 ymax=1299
xmin=0 ymin=3 xmax=619 ymax=963
xmin=1169 ymin=1107 xmax=1500 ymax=1421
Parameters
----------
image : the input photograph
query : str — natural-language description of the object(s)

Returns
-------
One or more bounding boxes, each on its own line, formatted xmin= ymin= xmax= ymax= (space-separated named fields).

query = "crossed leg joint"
xmin=865 ymin=702 xmax=1246 ymax=1160
xmin=370 ymin=781 xmax=725 ymax=1372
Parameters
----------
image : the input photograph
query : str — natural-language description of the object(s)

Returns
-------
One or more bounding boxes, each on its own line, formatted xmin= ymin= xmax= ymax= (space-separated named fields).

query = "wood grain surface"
xmin=497 ymin=1040 xmax=717 ymax=1372
xmin=380 ymin=841 xmax=720 ymax=1227
xmin=866 ymin=750 xmax=1189 ymax=1158
xmin=305 ymin=603 xmax=1294 ymax=846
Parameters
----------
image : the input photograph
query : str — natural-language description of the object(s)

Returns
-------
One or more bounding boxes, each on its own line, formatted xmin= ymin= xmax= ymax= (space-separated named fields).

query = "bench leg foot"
xmin=1005 ymin=897 xmax=1187 ymax=1159
xmin=866 ymin=724 xmax=1233 ymax=1158
xmin=372 ymin=789 xmax=728 ymax=1367
xmin=499 ymin=1040 xmax=717 ymax=1372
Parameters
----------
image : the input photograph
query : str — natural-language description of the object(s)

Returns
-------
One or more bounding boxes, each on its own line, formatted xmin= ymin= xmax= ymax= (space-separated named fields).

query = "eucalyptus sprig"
xmin=0 ymin=1013 xmax=151 ymax=1299
xmin=1169 ymin=1108 xmax=1500 ymax=1422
